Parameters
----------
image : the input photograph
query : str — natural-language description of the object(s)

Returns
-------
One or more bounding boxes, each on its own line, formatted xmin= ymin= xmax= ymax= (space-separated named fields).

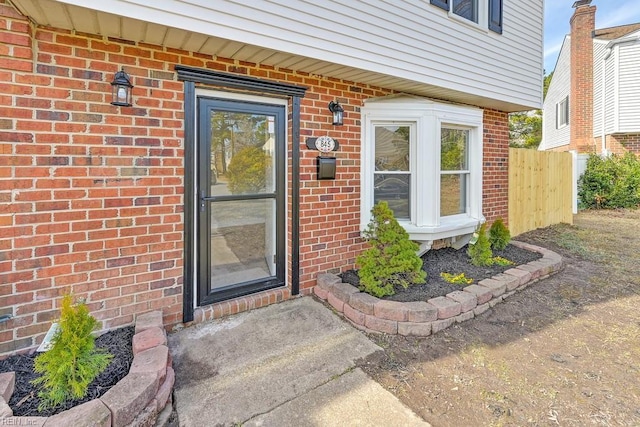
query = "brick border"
xmin=0 ymin=310 xmax=174 ymax=426
xmin=314 ymin=242 xmax=563 ymax=336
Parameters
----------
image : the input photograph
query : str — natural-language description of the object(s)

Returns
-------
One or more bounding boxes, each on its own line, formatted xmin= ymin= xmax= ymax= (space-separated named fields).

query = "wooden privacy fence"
xmin=508 ymin=148 xmax=573 ymax=236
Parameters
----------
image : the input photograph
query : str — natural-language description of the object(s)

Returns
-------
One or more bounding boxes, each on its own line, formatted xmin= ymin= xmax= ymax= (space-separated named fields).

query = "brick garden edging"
xmin=0 ymin=311 xmax=174 ymax=427
xmin=314 ymin=242 xmax=563 ymax=336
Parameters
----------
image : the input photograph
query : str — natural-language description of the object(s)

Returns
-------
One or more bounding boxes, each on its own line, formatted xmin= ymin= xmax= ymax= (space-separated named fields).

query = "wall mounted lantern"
xmin=328 ymin=100 xmax=344 ymax=126
xmin=110 ymin=67 xmax=133 ymax=107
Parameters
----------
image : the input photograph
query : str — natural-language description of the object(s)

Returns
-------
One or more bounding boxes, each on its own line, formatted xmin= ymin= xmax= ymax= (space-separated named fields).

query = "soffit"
xmin=10 ymin=0 xmax=529 ymax=112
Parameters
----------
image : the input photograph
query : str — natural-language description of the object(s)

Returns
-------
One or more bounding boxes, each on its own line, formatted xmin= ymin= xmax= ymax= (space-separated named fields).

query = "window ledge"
xmin=448 ymin=13 xmax=488 ymax=33
xmin=400 ymin=216 xmax=483 ymax=242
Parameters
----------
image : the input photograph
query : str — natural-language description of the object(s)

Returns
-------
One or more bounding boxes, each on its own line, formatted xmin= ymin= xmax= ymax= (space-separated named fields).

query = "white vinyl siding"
xmin=540 ymin=36 xmax=570 ymax=150
xmin=618 ymin=39 xmax=640 ymax=132
xmin=56 ymin=0 xmax=543 ymax=111
xmin=604 ymin=48 xmax=617 ymax=135
xmin=592 ymin=41 xmax=607 ymax=136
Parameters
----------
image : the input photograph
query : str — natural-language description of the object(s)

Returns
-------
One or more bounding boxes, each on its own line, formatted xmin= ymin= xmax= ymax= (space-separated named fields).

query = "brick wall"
xmin=0 ymin=2 xmax=186 ymax=355
xmin=569 ymin=2 xmax=596 ymax=153
xmin=0 ymin=1 xmax=512 ymax=355
xmin=482 ymin=109 xmax=509 ymax=225
xmin=606 ymin=134 xmax=640 ymax=155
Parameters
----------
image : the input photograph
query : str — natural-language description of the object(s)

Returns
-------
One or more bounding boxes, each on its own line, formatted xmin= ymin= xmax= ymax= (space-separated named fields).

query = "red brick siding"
xmin=0 ymin=2 xmax=185 ymax=355
xmin=603 ymin=134 xmax=640 ymax=155
xmin=482 ymin=109 xmax=509 ymax=225
xmin=569 ymin=4 xmax=596 ymax=152
xmin=0 ymin=1 xmax=511 ymax=353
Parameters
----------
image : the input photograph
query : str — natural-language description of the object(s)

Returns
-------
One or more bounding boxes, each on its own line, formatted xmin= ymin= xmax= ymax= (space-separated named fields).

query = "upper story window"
xmin=556 ymin=96 xmax=569 ymax=128
xmin=361 ymin=96 xmax=484 ymax=243
xmin=453 ymin=0 xmax=478 ymax=23
xmin=430 ymin=0 xmax=503 ymax=34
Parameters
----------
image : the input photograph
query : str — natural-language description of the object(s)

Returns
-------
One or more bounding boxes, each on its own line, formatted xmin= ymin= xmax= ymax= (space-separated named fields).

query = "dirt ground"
xmin=358 ymin=209 xmax=640 ymax=427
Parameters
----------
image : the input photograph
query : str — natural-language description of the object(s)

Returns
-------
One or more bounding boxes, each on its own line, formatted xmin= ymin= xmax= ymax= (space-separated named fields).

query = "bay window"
xmin=361 ymin=96 xmax=484 ymax=243
xmin=440 ymin=128 xmax=470 ymax=217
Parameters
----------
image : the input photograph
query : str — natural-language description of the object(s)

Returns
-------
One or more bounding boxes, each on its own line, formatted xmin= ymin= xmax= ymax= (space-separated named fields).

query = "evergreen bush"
xmin=32 ymin=294 xmax=112 ymax=410
xmin=356 ymin=201 xmax=426 ymax=297
xmin=488 ymin=218 xmax=511 ymax=250
xmin=226 ymin=146 xmax=269 ymax=194
xmin=467 ymin=223 xmax=494 ymax=267
xmin=578 ymin=152 xmax=640 ymax=209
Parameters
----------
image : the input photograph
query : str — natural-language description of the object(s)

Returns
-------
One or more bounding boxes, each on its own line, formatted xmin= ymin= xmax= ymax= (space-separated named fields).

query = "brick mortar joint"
xmin=315 ymin=241 xmax=563 ymax=336
xmin=2 ymin=310 xmax=173 ymax=425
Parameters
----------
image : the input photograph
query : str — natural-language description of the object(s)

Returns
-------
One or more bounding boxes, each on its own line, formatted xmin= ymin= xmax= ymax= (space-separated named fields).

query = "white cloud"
xmin=544 ymin=39 xmax=565 ymax=58
xmin=598 ymin=1 xmax=640 ymax=28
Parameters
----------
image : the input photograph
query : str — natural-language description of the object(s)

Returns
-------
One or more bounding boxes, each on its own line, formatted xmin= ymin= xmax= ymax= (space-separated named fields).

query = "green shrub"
xmin=32 ymin=294 xmax=112 ymax=410
xmin=226 ymin=146 xmax=269 ymax=194
xmin=578 ymin=152 xmax=640 ymax=209
xmin=488 ymin=218 xmax=511 ymax=250
xmin=356 ymin=201 xmax=426 ymax=297
xmin=467 ymin=223 xmax=493 ymax=267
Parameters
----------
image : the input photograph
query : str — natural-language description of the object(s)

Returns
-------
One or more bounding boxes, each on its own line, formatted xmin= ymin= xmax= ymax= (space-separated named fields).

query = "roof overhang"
xmin=10 ymin=0 xmax=532 ymax=112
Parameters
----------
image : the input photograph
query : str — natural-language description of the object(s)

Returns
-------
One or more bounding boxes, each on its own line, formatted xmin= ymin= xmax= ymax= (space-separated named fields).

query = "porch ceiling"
xmin=10 ymin=0 xmax=519 ymax=111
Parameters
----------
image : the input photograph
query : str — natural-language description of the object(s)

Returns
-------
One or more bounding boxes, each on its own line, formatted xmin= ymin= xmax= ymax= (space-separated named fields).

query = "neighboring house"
xmin=540 ymin=0 xmax=640 ymax=154
xmin=0 ymin=0 xmax=543 ymax=356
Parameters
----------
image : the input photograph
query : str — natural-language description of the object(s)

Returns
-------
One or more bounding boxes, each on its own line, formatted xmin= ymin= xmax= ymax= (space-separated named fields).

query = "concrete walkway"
xmin=168 ymin=297 xmax=430 ymax=426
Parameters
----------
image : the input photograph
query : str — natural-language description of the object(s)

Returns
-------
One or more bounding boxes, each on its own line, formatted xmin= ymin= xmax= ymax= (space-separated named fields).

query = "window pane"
xmin=441 ymin=174 xmax=468 ymax=216
xmin=374 ymin=174 xmax=410 ymax=219
xmin=452 ymin=0 xmax=477 ymax=22
xmin=375 ymin=126 xmax=410 ymax=171
xmin=209 ymin=198 xmax=276 ymax=289
xmin=441 ymin=128 xmax=469 ymax=171
xmin=210 ymin=111 xmax=275 ymax=195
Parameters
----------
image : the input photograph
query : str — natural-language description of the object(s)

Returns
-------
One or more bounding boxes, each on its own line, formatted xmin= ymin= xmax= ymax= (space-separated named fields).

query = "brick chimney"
xmin=570 ymin=0 xmax=596 ymax=152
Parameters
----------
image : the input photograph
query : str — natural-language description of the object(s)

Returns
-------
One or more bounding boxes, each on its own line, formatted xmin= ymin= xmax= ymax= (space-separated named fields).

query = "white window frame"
xmin=440 ymin=126 xmax=471 ymax=217
xmin=557 ymin=96 xmax=569 ymax=129
xmin=451 ymin=0 xmax=480 ymax=24
xmin=361 ymin=97 xmax=484 ymax=242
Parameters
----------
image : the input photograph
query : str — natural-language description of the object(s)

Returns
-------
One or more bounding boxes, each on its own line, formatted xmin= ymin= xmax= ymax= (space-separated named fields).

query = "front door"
xmin=197 ymin=97 xmax=286 ymax=305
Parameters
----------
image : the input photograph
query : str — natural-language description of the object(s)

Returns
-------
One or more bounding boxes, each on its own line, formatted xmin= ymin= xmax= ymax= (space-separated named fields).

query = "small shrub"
xmin=578 ymin=152 xmax=640 ymax=209
xmin=492 ymin=256 xmax=514 ymax=266
xmin=467 ymin=223 xmax=493 ymax=267
xmin=32 ymin=294 xmax=112 ymax=410
xmin=488 ymin=218 xmax=511 ymax=250
xmin=440 ymin=272 xmax=473 ymax=285
xmin=356 ymin=201 xmax=426 ymax=297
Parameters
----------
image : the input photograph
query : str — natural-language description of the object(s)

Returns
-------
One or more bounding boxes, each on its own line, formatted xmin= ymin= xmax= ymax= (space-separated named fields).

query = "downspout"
xmin=602 ymin=48 xmax=610 ymax=155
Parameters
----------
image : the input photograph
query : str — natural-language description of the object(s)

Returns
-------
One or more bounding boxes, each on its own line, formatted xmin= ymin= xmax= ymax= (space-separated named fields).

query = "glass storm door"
xmin=197 ymin=98 xmax=286 ymax=305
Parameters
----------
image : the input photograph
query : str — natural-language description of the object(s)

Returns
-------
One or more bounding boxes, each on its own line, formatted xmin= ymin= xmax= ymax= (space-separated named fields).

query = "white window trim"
xmin=361 ymin=98 xmax=484 ymax=243
xmin=557 ymin=96 xmax=569 ymax=129
xmin=449 ymin=0 xmax=489 ymax=32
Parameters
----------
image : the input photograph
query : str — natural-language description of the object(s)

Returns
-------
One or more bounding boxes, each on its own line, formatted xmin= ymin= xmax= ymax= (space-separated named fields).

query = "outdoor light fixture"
xmin=328 ymin=100 xmax=344 ymax=126
xmin=110 ymin=67 xmax=133 ymax=107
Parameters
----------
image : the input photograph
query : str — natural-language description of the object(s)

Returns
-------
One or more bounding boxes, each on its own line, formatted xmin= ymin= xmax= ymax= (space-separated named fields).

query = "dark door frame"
xmin=197 ymin=98 xmax=286 ymax=305
xmin=177 ymin=66 xmax=307 ymax=323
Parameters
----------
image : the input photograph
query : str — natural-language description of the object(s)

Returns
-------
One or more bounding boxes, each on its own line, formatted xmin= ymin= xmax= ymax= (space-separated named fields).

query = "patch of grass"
xmin=555 ymin=231 xmax=589 ymax=256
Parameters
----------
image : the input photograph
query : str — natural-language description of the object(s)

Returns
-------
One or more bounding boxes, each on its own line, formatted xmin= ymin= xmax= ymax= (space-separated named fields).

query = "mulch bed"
xmin=341 ymin=243 xmax=542 ymax=301
xmin=0 ymin=326 xmax=134 ymax=417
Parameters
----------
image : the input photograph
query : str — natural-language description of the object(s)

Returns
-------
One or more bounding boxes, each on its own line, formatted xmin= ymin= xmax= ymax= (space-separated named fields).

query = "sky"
xmin=544 ymin=0 xmax=640 ymax=74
